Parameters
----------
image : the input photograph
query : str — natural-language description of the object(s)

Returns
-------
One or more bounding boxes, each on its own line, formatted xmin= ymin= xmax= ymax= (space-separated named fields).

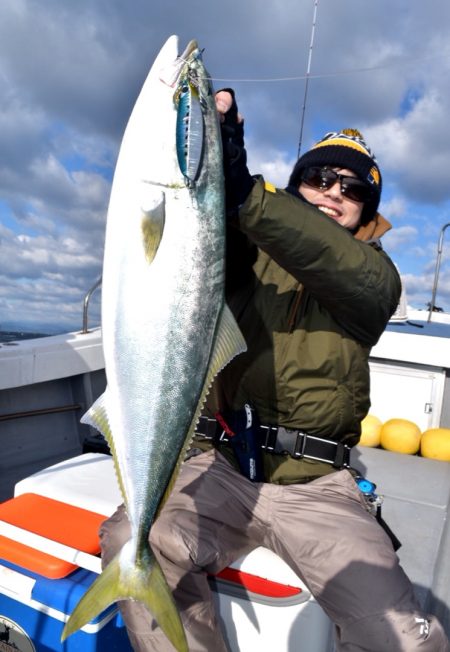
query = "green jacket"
xmin=201 ymin=178 xmax=401 ymax=483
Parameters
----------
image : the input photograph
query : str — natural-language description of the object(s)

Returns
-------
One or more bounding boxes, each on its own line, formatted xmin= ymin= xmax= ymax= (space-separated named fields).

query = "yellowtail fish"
xmin=61 ymin=35 xmax=246 ymax=651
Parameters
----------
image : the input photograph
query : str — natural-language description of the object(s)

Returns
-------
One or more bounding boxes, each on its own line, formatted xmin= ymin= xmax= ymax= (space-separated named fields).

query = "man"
xmin=100 ymin=91 xmax=450 ymax=650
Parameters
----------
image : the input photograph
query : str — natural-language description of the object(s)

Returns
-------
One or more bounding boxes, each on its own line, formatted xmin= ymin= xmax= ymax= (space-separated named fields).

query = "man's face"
xmin=299 ymin=167 xmax=364 ymax=230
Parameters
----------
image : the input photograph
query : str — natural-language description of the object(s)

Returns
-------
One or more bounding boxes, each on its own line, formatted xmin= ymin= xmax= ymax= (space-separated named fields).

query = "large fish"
xmin=61 ymin=35 xmax=246 ymax=651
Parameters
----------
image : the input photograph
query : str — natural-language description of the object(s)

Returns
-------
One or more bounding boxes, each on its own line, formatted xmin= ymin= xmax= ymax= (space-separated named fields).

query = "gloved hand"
xmin=215 ymin=88 xmax=254 ymax=215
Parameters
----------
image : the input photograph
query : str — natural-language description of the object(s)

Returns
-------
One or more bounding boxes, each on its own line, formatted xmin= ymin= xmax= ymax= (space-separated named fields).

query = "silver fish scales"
xmin=61 ymin=36 xmax=246 ymax=652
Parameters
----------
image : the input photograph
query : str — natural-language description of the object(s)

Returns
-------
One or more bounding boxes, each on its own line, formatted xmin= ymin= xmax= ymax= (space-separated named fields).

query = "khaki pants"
xmin=100 ymin=449 xmax=449 ymax=651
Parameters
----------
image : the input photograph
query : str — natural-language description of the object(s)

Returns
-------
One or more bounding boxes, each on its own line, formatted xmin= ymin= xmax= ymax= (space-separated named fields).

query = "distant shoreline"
xmin=0 ymin=330 xmax=49 ymax=343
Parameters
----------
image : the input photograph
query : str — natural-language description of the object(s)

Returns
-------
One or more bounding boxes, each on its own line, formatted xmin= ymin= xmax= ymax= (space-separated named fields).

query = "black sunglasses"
xmin=301 ymin=166 xmax=374 ymax=203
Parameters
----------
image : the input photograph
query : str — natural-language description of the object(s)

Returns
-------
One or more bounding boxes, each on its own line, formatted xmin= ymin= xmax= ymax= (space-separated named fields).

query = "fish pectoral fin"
xmin=140 ymin=184 xmax=165 ymax=263
xmin=61 ymin=545 xmax=188 ymax=652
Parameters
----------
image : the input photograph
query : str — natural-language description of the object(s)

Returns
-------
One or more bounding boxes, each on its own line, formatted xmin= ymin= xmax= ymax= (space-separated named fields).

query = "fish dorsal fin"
xmin=140 ymin=184 xmax=165 ymax=263
xmin=157 ymin=303 xmax=246 ymax=515
xmin=80 ymin=390 xmax=128 ymax=509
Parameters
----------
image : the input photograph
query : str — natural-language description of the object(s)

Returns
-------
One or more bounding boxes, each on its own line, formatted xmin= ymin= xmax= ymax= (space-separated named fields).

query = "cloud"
xmin=247 ymin=142 xmax=295 ymax=188
xmin=366 ymin=91 xmax=450 ymax=203
xmin=401 ymin=271 xmax=440 ymax=311
xmin=380 ymin=195 xmax=408 ymax=222
xmin=382 ymin=225 xmax=418 ymax=252
xmin=2 ymin=0 xmax=450 ymax=331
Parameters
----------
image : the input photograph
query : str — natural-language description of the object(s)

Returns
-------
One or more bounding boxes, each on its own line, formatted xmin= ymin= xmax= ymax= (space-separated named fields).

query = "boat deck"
xmin=1 ymin=321 xmax=450 ymax=640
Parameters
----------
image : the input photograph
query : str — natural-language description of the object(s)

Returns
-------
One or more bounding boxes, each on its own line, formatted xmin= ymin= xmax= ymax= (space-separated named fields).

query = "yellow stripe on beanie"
xmin=312 ymin=137 xmax=370 ymax=157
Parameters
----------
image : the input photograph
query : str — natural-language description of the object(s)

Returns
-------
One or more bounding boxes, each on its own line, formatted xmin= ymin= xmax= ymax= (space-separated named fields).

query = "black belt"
xmin=195 ymin=416 xmax=350 ymax=469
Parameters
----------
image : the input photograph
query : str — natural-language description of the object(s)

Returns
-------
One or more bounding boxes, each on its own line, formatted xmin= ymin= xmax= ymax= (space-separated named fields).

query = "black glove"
xmin=218 ymin=88 xmax=254 ymax=215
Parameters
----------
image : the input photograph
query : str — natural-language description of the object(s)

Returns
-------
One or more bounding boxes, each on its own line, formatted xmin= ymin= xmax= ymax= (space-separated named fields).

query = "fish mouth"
xmin=180 ymin=39 xmax=199 ymax=60
xmin=159 ymin=39 xmax=199 ymax=88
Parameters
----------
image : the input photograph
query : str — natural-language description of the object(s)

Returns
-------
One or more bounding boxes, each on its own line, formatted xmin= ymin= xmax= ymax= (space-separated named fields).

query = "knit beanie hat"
xmin=288 ymin=129 xmax=382 ymax=225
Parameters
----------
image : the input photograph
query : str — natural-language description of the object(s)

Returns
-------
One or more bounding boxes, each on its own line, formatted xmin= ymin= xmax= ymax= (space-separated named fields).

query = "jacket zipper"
xmin=287 ymin=284 xmax=304 ymax=333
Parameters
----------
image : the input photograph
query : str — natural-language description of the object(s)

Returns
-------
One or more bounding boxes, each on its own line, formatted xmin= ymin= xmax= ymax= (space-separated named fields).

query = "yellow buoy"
xmin=359 ymin=414 xmax=382 ymax=447
xmin=380 ymin=418 xmax=421 ymax=455
xmin=420 ymin=428 xmax=450 ymax=462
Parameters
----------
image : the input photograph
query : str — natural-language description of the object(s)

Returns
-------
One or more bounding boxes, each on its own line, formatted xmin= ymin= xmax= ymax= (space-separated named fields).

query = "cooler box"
xmin=0 ymin=491 xmax=132 ymax=651
xmin=0 ymin=560 xmax=132 ymax=651
xmin=14 ymin=453 xmax=122 ymax=515
xmin=210 ymin=547 xmax=334 ymax=652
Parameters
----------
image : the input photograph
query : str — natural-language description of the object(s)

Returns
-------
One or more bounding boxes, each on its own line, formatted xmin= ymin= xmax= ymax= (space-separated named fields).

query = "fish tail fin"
xmin=61 ymin=545 xmax=188 ymax=652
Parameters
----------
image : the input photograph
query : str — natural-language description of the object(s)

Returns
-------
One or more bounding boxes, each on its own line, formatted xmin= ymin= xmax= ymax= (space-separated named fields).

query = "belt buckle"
xmin=293 ymin=431 xmax=307 ymax=459
xmin=333 ymin=442 xmax=350 ymax=469
xmin=261 ymin=425 xmax=278 ymax=451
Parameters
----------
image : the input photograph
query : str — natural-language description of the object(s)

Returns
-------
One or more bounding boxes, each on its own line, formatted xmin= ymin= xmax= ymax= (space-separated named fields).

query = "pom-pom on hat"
xmin=288 ymin=128 xmax=382 ymax=225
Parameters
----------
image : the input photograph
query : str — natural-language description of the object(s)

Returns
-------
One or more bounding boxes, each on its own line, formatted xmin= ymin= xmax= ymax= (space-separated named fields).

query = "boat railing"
xmin=82 ymin=277 xmax=102 ymax=334
xmin=428 ymin=223 xmax=450 ymax=322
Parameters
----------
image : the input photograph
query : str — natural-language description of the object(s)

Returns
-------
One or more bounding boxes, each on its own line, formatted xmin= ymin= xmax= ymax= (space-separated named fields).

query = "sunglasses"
xmin=301 ymin=166 xmax=374 ymax=203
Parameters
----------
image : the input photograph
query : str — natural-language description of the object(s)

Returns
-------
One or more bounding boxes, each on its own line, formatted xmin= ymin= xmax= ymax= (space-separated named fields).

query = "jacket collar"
xmin=353 ymin=213 xmax=392 ymax=242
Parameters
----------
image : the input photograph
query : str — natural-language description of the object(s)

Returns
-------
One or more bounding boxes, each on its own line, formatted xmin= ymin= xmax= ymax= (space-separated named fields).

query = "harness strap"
xmin=196 ymin=416 xmax=350 ymax=469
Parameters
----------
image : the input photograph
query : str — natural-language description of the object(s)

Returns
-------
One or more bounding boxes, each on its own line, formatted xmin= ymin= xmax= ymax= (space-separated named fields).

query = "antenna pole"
xmin=297 ymin=0 xmax=319 ymax=158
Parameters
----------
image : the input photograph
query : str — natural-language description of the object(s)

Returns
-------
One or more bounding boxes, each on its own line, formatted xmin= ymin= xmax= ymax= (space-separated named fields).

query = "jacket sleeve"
xmin=237 ymin=178 xmax=402 ymax=346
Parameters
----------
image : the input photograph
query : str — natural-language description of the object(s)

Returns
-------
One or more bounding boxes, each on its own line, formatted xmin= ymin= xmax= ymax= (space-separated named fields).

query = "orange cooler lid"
xmin=0 ymin=493 xmax=105 ymax=578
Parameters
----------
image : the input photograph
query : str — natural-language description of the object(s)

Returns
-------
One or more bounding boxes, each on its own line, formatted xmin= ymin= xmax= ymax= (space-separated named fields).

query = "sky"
xmin=1 ymin=0 xmax=450 ymax=333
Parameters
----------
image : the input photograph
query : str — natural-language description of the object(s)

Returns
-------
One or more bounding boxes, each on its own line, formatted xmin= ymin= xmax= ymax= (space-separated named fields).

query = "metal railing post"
xmin=82 ymin=277 xmax=102 ymax=334
xmin=428 ymin=223 xmax=450 ymax=322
